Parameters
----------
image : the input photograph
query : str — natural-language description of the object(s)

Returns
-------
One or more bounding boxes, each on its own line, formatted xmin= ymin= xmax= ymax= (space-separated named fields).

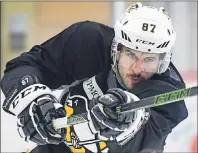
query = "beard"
xmin=119 ymin=72 xmax=147 ymax=89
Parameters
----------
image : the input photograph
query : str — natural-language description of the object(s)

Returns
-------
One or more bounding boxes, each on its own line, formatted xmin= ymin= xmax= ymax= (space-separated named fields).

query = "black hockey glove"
xmin=2 ymin=75 xmax=66 ymax=145
xmin=89 ymin=88 xmax=136 ymax=141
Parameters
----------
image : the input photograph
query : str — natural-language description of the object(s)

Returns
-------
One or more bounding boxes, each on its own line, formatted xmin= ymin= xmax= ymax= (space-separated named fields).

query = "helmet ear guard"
xmin=157 ymin=52 xmax=172 ymax=73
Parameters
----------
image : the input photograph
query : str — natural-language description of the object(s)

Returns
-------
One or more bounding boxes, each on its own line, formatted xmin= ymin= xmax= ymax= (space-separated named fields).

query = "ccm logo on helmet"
xmin=136 ymin=39 xmax=155 ymax=45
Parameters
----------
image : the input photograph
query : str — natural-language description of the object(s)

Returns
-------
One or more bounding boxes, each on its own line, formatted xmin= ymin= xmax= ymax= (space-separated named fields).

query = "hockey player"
xmin=1 ymin=3 xmax=188 ymax=153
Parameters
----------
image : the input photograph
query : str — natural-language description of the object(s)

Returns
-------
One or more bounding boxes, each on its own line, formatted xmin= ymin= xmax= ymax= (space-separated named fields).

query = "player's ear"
xmin=116 ymin=43 xmax=124 ymax=61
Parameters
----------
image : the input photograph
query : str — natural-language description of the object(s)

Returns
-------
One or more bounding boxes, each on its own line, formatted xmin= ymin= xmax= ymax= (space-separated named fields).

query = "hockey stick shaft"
xmin=52 ymin=85 xmax=197 ymax=130
xmin=116 ymin=85 xmax=197 ymax=113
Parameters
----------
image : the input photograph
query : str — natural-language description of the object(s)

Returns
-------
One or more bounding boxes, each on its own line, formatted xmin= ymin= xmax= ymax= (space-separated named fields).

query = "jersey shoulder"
xmin=68 ymin=20 xmax=115 ymax=46
xmin=73 ymin=20 xmax=114 ymax=34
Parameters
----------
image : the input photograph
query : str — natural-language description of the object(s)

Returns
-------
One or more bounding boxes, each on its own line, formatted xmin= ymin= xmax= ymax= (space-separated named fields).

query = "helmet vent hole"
xmin=123 ymin=21 xmax=128 ymax=25
xmin=136 ymin=46 xmax=139 ymax=49
xmin=167 ymin=29 xmax=171 ymax=35
xmin=148 ymin=49 xmax=151 ymax=52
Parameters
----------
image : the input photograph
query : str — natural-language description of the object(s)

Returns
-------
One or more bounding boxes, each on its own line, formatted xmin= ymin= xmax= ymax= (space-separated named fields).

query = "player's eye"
xmin=144 ymin=57 xmax=157 ymax=62
xmin=126 ymin=51 xmax=137 ymax=60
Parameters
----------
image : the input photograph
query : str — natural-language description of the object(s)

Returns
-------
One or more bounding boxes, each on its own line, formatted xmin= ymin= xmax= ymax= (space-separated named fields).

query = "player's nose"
xmin=132 ymin=59 xmax=144 ymax=74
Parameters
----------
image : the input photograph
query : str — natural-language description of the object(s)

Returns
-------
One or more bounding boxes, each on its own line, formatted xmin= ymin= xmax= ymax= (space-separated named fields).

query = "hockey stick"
xmin=52 ymin=85 xmax=197 ymax=130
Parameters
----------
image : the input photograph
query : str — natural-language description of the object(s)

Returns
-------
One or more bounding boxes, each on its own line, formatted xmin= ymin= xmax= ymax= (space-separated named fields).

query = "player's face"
xmin=117 ymin=46 xmax=162 ymax=89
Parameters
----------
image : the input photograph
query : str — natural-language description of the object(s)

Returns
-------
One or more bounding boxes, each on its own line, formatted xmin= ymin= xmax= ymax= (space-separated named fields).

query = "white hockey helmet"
xmin=111 ymin=2 xmax=176 ymax=74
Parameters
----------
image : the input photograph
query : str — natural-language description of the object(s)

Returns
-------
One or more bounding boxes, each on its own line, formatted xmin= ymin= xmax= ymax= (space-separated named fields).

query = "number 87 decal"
xmin=142 ymin=23 xmax=156 ymax=33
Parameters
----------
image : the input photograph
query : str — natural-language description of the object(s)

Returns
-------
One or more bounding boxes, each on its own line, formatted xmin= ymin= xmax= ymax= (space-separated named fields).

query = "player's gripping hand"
xmin=89 ymin=88 xmax=140 ymax=141
xmin=2 ymin=75 xmax=66 ymax=145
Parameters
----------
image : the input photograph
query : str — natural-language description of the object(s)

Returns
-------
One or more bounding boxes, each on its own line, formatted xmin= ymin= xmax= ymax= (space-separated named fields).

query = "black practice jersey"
xmin=1 ymin=21 xmax=188 ymax=153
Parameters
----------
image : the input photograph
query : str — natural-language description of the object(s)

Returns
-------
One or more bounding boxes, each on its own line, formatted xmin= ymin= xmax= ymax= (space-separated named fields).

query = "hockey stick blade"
xmin=52 ymin=85 xmax=197 ymax=130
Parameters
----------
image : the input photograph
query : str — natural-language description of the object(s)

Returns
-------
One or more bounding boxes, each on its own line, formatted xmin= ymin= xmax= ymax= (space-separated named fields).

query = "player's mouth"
xmin=132 ymin=77 xmax=141 ymax=84
xmin=127 ymin=76 xmax=141 ymax=85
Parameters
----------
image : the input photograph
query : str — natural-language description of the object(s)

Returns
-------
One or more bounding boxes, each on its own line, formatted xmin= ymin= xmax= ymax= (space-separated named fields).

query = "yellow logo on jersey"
xmin=64 ymin=105 xmax=108 ymax=153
